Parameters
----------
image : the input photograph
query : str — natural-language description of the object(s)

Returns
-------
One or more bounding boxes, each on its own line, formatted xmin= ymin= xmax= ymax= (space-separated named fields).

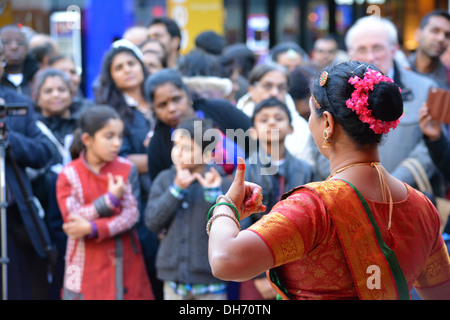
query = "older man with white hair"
xmin=312 ymin=16 xmax=444 ymax=200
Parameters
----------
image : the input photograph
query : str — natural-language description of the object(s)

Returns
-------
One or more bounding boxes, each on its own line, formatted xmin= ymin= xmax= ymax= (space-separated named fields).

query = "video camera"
xmin=0 ymin=98 xmax=28 ymax=119
xmin=0 ymin=97 xmax=29 ymax=136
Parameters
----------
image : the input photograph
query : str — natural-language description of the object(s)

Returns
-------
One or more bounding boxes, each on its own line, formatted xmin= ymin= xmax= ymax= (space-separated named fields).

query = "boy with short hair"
xmin=240 ymin=97 xmax=318 ymax=300
xmin=145 ymin=117 xmax=230 ymax=300
xmin=245 ymin=97 xmax=318 ymax=220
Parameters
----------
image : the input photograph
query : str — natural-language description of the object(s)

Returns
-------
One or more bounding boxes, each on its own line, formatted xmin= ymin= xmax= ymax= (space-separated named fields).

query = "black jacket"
xmin=0 ymin=86 xmax=53 ymax=258
xmin=424 ymin=134 xmax=450 ymax=182
xmin=145 ymin=164 xmax=231 ymax=284
xmin=0 ymin=55 xmax=40 ymax=97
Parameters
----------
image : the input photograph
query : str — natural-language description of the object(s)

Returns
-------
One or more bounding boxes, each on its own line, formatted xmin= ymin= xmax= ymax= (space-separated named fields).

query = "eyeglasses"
xmin=352 ymin=45 xmax=387 ymax=57
xmin=255 ymin=82 xmax=288 ymax=92
xmin=315 ymin=49 xmax=337 ymax=55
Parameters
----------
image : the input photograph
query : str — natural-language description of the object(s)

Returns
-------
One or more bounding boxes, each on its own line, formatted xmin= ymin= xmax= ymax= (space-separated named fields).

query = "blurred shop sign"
xmin=246 ymin=14 xmax=270 ymax=63
xmin=167 ymin=0 xmax=224 ymax=54
xmin=49 ymin=8 xmax=82 ymax=75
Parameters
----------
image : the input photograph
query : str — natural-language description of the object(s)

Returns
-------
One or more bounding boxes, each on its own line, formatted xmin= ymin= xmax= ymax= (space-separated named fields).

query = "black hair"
xmin=252 ymin=97 xmax=292 ymax=125
xmin=222 ymin=43 xmax=256 ymax=79
xmin=144 ymin=68 xmax=190 ymax=105
xmin=269 ymin=41 xmax=308 ymax=64
xmin=195 ymin=31 xmax=225 ymax=55
xmin=95 ymin=45 xmax=149 ymax=124
xmin=175 ymin=117 xmax=219 ymax=152
xmin=178 ymin=48 xmax=222 ymax=77
xmin=148 ymin=17 xmax=182 ymax=50
xmin=311 ymin=61 xmax=403 ymax=146
xmin=138 ymin=38 xmax=168 ymax=68
xmin=79 ymin=105 xmax=121 ymax=136
xmin=419 ymin=9 xmax=450 ymax=29
xmin=49 ymin=54 xmax=76 ymax=66
xmin=288 ymin=67 xmax=310 ymax=100
xmin=248 ymin=61 xmax=288 ymax=86
xmin=29 ymin=41 xmax=56 ymax=64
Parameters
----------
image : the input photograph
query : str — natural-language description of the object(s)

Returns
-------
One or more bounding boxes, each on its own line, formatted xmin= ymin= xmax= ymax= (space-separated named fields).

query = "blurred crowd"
xmin=0 ymin=9 xmax=449 ymax=300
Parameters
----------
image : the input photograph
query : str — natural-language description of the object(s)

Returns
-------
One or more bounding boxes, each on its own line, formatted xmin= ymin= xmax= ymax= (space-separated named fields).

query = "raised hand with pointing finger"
xmin=222 ymin=157 xmax=266 ymax=221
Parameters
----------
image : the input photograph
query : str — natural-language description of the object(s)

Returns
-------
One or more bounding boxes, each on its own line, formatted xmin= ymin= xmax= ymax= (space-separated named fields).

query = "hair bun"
xmin=368 ymin=81 xmax=404 ymax=122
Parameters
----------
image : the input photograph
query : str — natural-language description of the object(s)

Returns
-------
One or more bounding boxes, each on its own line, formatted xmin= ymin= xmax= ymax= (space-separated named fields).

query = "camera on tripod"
xmin=0 ymin=98 xmax=29 ymax=135
xmin=0 ymin=97 xmax=54 ymax=300
xmin=0 ymin=98 xmax=28 ymax=119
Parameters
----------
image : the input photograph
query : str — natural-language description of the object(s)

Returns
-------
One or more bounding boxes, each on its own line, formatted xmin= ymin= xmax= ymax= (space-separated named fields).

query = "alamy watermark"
xmin=367 ymin=265 xmax=381 ymax=290
xmin=66 ymin=5 xmax=81 ymax=30
xmin=367 ymin=5 xmax=381 ymax=19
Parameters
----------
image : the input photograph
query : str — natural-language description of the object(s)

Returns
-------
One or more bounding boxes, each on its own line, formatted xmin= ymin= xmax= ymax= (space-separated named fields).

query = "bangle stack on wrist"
xmin=216 ymin=195 xmax=237 ymax=210
xmin=206 ymin=195 xmax=241 ymax=236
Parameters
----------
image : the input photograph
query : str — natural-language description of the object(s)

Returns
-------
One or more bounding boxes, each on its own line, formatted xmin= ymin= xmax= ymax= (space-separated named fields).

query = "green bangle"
xmin=207 ymin=202 xmax=240 ymax=222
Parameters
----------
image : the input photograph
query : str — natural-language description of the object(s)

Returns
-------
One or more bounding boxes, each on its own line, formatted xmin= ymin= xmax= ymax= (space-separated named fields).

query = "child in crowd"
xmin=56 ymin=105 xmax=153 ymax=300
xmin=145 ymin=117 xmax=231 ymax=300
xmin=240 ymin=97 xmax=318 ymax=300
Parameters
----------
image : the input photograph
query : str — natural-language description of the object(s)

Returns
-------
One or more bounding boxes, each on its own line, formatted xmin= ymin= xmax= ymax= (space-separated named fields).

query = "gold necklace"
xmin=327 ymin=161 xmax=394 ymax=231
xmin=326 ymin=162 xmax=380 ymax=180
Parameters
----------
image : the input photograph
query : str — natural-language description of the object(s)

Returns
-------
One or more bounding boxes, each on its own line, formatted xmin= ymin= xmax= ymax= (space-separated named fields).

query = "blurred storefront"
xmin=224 ymin=0 xmax=449 ymax=55
xmin=0 ymin=0 xmax=448 ymax=98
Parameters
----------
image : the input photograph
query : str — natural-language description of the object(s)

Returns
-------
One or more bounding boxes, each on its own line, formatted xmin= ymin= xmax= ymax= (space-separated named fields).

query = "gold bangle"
xmin=216 ymin=195 xmax=237 ymax=209
xmin=206 ymin=213 xmax=241 ymax=236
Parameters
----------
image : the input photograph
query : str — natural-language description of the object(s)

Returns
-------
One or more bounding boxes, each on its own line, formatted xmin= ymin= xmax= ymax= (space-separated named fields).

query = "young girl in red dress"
xmin=56 ymin=105 xmax=154 ymax=300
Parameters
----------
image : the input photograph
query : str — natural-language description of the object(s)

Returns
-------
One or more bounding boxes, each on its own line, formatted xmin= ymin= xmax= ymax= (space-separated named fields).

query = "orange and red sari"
xmin=247 ymin=180 xmax=450 ymax=300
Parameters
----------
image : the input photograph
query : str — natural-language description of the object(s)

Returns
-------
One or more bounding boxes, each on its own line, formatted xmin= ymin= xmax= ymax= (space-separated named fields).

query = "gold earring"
xmin=322 ymin=131 xmax=331 ymax=149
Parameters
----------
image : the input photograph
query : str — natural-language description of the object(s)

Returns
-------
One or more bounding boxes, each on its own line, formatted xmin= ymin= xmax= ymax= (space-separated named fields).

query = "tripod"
xmin=0 ymin=120 xmax=56 ymax=300
xmin=0 ymin=121 xmax=8 ymax=300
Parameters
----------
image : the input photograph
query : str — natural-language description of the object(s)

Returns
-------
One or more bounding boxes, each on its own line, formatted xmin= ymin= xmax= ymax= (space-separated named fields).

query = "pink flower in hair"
xmin=346 ymin=68 xmax=400 ymax=135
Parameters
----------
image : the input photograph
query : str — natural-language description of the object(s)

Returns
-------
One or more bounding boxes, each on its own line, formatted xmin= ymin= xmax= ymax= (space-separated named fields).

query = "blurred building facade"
xmin=0 ymin=0 xmax=448 ymax=98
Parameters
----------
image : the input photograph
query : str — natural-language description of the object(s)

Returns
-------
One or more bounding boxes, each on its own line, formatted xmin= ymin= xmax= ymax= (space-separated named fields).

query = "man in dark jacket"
xmin=0 ymin=25 xmax=40 ymax=97
xmin=0 ymin=41 xmax=53 ymax=299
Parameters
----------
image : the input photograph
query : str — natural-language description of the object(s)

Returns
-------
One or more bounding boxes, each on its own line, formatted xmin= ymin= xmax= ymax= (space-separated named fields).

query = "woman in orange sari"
xmin=207 ymin=61 xmax=450 ymax=300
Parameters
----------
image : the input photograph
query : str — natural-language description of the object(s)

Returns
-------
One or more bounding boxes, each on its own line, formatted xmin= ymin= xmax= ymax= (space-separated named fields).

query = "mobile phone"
xmin=427 ymin=87 xmax=450 ymax=124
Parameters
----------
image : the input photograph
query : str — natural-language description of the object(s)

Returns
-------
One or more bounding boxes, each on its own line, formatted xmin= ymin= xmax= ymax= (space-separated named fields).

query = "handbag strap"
xmin=36 ymin=120 xmax=70 ymax=161
xmin=400 ymin=158 xmax=433 ymax=193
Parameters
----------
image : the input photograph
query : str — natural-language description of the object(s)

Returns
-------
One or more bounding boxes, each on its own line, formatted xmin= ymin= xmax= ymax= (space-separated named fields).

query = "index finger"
xmin=231 ymin=157 xmax=246 ymax=186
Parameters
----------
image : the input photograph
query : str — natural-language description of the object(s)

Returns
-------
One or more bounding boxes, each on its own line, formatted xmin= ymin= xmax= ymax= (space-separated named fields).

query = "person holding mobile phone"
xmin=410 ymin=10 xmax=450 ymax=90
xmin=419 ymin=103 xmax=450 ymax=238
xmin=419 ymin=103 xmax=450 ymax=181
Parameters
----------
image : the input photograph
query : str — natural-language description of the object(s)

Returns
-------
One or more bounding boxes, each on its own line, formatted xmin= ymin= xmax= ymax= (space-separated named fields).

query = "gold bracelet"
xmin=206 ymin=213 xmax=241 ymax=236
xmin=216 ymin=195 xmax=237 ymax=210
